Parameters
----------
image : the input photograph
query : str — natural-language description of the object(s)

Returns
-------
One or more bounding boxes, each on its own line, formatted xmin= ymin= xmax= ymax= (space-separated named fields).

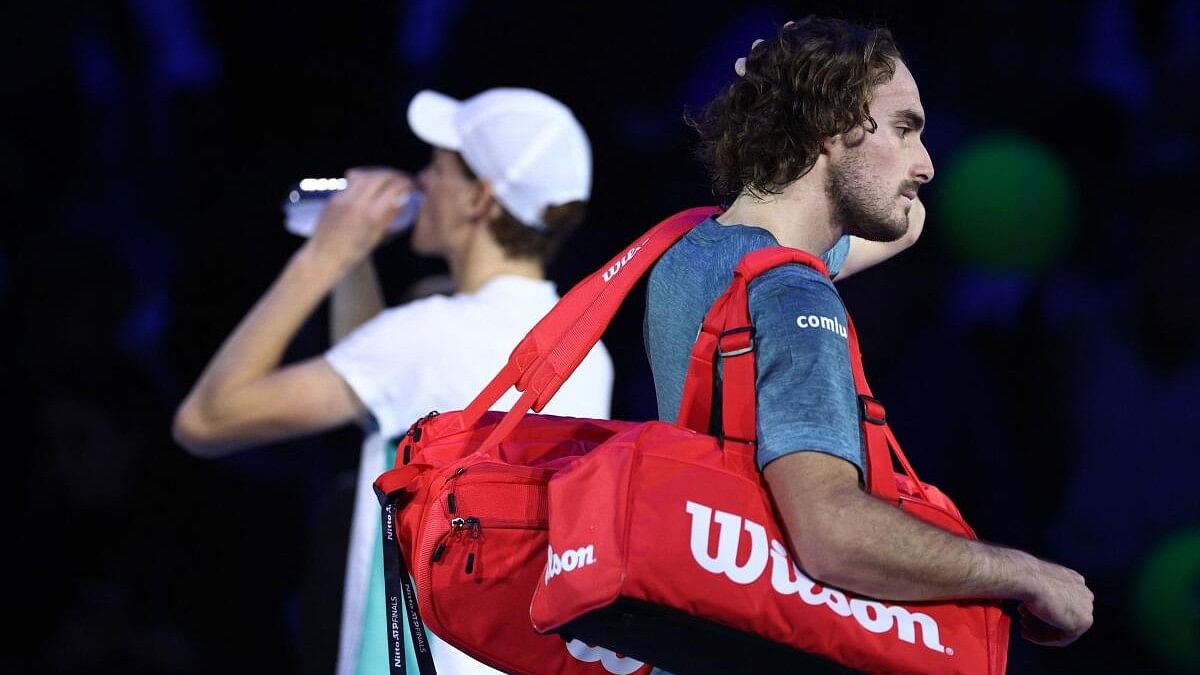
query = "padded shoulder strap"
xmin=679 ymin=246 xmax=913 ymax=502
xmin=678 ymin=247 xmax=828 ymax=440
xmin=459 ymin=207 xmax=721 ymax=449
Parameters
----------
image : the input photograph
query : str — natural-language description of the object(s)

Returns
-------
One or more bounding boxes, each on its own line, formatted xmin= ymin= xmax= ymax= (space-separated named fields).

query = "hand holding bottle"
xmin=294 ymin=168 xmax=421 ymax=269
xmin=283 ymin=168 xmax=423 ymax=239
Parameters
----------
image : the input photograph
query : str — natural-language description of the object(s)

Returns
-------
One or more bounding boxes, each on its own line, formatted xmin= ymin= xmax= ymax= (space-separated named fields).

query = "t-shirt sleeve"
xmin=823 ymin=235 xmax=852 ymax=279
xmin=748 ymin=265 xmax=864 ymax=475
xmin=324 ymin=299 xmax=444 ymax=435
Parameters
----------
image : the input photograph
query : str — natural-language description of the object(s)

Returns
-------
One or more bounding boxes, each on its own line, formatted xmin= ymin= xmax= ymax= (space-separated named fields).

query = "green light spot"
xmin=1132 ymin=529 xmax=1200 ymax=669
xmin=936 ymin=134 xmax=1078 ymax=271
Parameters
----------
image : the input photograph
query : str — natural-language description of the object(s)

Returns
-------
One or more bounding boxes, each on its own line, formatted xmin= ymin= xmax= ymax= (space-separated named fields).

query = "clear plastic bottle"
xmin=282 ymin=177 xmax=424 ymax=237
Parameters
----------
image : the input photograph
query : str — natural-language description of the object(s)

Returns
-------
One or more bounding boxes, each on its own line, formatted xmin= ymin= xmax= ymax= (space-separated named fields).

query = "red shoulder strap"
xmin=677 ymin=246 xmax=924 ymax=503
xmin=460 ymin=206 xmax=721 ymax=450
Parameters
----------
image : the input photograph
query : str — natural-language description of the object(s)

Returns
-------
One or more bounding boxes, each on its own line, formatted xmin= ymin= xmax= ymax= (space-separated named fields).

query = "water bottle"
xmin=282 ymin=177 xmax=424 ymax=237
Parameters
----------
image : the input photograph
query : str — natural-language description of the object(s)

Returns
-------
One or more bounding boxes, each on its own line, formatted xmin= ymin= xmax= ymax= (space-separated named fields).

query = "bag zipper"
xmin=443 ymin=461 xmax=555 ymax=485
xmin=400 ymin=410 xmax=439 ymax=464
xmin=430 ymin=513 xmax=549 ymax=564
xmin=418 ymin=459 xmax=551 ymax=579
xmin=432 ymin=514 xmax=550 ymax=606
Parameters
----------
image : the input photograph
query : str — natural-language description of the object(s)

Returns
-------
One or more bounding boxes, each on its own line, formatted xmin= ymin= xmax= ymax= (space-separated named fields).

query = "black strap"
xmin=380 ymin=497 xmax=438 ymax=675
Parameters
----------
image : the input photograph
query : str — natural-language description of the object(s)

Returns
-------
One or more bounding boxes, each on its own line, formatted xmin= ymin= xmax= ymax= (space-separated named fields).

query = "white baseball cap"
xmin=406 ymin=87 xmax=592 ymax=229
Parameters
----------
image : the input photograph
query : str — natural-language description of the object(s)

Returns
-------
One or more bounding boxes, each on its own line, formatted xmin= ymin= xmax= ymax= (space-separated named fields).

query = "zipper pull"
xmin=446 ymin=493 xmax=457 ymax=514
xmin=443 ymin=466 xmax=467 ymax=486
xmin=463 ymin=518 xmax=482 ymax=577
xmin=410 ymin=410 xmax=439 ymax=442
xmin=432 ymin=516 xmax=468 ymax=565
xmin=402 ymin=410 xmax=438 ymax=461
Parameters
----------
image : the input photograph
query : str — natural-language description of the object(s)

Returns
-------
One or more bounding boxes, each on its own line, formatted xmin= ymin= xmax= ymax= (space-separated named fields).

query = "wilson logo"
xmin=565 ymin=639 xmax=645 ymax=674
xmin=545 ymin=544 xmax=596 ymax=583
xmin=685 ymin=501 xmax=948 ymax=654
xmin=602 ymin=244 xmax=644 ymax=282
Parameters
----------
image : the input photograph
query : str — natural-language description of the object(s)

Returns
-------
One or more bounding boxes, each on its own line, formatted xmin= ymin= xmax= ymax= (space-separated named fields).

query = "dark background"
xmin=6 ymin=1 xmax=1198 ymax=673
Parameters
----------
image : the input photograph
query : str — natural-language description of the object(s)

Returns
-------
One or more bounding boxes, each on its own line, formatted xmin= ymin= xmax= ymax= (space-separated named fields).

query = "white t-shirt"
xmin=325 ymin=274 xmax=614 ymax=675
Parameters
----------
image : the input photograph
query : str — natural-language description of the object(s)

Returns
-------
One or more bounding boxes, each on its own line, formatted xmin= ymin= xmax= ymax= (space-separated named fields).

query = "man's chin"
xmin=851 ymin=218 xmax=908 ymax=243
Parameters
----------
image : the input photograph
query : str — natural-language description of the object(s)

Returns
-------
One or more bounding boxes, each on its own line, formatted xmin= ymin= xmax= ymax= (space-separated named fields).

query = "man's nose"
xmin=913 ymin=144 xmax=934 ymax=184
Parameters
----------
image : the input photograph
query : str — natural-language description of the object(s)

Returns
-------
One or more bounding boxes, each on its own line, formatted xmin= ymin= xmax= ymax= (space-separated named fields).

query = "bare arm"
xmin=331 ymin=258 xmax=386 ymax=343
xmin=173 ymin=169 xmax=410 ymax=457
xmin=764 ymin=451 xmax=1093 ymax=646
xmin=835 ymin=196 xmax=926 ymax=281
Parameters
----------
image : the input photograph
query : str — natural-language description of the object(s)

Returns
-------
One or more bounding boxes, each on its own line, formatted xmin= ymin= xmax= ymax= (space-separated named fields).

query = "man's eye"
xmin=897 ymin=127 xmax=911 ymax=137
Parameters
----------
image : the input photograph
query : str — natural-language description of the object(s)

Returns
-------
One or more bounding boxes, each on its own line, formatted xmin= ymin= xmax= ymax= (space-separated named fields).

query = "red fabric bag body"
xmin=377 ymin=208 xmax=1010 ymax=675
xmin=371 ymin=209 xmax=720 ymax=675
xmin=375 ymin=412 xmax=648 ymax=675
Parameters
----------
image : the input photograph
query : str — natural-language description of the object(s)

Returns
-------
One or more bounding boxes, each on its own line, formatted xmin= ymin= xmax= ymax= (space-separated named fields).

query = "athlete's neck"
xmin=446 ymin=233 xmax=544 ymax=294
xmin=716 ymin=166 xmax=842 ymax=256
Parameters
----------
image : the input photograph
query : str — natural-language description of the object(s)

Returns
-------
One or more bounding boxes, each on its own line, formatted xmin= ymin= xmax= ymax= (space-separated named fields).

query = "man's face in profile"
xmin=828 ymin=60 xmax=934 ymax=243
xmin=412 ymin=148 xmax=477 ymax=257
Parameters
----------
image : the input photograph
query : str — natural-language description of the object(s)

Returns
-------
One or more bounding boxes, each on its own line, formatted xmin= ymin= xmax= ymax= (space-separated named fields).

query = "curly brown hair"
xmin=689 ymin=16 xmax=902 ymax=201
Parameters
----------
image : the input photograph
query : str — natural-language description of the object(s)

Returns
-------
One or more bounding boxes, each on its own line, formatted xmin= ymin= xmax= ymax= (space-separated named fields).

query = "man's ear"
xmin=468 ymin=179 xmax=504 ymax=225
xmin=838 ymin=123 xmax=869 ymax=149
xmin=821 ymin=135 xmax=840 ymax=155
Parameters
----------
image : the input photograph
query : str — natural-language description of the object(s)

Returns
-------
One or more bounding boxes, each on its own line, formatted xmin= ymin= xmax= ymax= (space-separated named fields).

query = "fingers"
xmin=339 ymin=168 xmax=415 ymax=218
xmin=345 ymin=167 xmax=413 ymax=199
xmin=311 ymin=167 xmax=414 ymax=251
xmin=1019 ymin=606 xmax=1083 ymax=647
xmin=1016 ymin=571 xmax=1095 ymax=648
xmin=733 ymin=19 xmax=800 ymax=77
xmin=368 ymin=176 xmax=410 ymax=221
xmin=734 ymin=38 xmax=767 ymax=77
xmin=909 ymin=195 xmax=927 ymax=229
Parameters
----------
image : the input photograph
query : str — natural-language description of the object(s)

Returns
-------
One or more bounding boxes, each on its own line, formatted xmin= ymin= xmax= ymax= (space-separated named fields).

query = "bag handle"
xmin=677 ymin=248 xmax=829 ymax=475
xmin=458 ymin=207 xmax=722 ymax=452
xmin=678 ymin=246 xmax=925 ymax=503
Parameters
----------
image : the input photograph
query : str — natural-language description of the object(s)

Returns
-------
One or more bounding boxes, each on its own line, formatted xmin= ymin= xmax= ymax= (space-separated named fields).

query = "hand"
xmin=733 ymin=21 xmax=795 ymax=76
xmin=904 ymin=194 xmax=926 ymax=245
xmin=909 ymin=194 xmax=926 ymax=228
xmin=1018 ymin=560 xmax=1094 ymax=646
xmin=733 ymin=39 xmax=764 ymax=77
xmin=306 ymin=167 xmax=416 ymax=268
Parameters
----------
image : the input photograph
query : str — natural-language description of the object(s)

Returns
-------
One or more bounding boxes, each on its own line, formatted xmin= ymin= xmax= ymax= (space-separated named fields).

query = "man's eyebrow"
xmin=891 ymin=109 xmax=925 ymax=131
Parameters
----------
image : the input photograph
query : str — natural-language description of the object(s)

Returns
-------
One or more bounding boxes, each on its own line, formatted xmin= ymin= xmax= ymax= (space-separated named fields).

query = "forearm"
xmin=765 ymin=452 xmax=1039 ymax=603
xmin=176 ymin=245 xmax=349 ymax=441
xmin=796 ymin=486 xmax=1038 ymax=602
xmin=330 ymin=257 xmax=385 ymax=343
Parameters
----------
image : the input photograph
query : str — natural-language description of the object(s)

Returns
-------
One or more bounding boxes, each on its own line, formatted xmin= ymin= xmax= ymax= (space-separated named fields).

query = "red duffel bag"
xmin=370 ymin=208 xmax=721 ymax=675
xmin=526 ymin=244 xmax=1011 ymax=674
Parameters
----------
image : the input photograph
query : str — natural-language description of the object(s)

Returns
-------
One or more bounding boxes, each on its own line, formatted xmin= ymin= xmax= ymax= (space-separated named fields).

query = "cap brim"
xmin=407 ymin=90 xmax=463 ymax=150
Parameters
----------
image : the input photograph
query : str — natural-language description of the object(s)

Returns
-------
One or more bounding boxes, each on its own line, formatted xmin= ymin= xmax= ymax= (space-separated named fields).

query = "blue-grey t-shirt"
xmin=644 ymin=218 xmax=862 ymax=474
